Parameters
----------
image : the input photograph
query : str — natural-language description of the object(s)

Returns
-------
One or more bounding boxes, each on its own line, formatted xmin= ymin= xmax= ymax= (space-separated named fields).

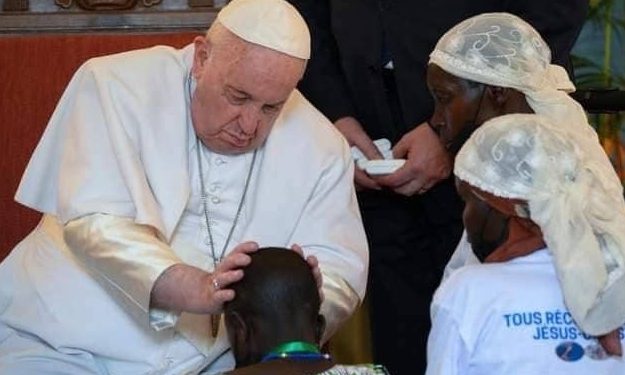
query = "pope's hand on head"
xmin=150 ymin=241 xmax=258 ymax=315
xmin=290 ymin=244 xmax=324 ymax=302
xmin=334 ymin=116 xmax=383 ymax=191
xmin=374 ymin=122 xmax=451 ymax=196
xmin=205 ymin=241 xmax=259 ymax=313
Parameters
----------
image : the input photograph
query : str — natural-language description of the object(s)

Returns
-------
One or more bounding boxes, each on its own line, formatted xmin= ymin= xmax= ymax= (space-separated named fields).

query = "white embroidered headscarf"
xmin=455 ymin=113 xmax=625 ymax=336
xmin=429 ymin=12 xmax=623 ymax=198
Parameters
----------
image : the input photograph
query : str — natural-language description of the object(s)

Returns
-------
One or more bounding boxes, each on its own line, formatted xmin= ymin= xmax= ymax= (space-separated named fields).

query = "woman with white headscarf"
xmin=427 ymin=12 xmax=621 ymax=196
xmin=426 ymin=12 xmax=625 ymax=281
xmin=426 ymin=113 xmax=625 ymax=374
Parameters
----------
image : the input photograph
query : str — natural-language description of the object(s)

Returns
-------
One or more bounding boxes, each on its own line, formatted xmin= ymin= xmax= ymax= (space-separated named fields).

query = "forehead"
xmin=426 ymin=63 xmax=470 ymax=90
xmin=222 ymin=45 xmax=303 ymax=93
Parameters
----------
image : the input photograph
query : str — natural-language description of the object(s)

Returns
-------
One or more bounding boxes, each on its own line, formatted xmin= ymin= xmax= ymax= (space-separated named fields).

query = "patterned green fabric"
xmin=319 ymin=364 xmax=390 ymax=375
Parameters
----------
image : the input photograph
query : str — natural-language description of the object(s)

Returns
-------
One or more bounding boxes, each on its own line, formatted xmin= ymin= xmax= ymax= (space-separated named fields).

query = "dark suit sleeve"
xmin=288 ymin=0 xmax=356 ymax=122
xmin=504 ymin=0 xmax=589 ymax=73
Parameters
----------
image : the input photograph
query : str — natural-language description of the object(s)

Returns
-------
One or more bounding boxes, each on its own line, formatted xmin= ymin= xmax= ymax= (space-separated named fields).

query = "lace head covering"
xmin=429 ymin=12 xmax=573 ymax=93
xmin=429 ymin=12 xmax=622 ymax=197
xmin=455 ymin=113 xmax=625 ymax=336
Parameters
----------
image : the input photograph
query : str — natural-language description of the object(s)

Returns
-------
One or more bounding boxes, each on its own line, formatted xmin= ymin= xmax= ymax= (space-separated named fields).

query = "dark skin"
xmin=426 ymin=63 xmax=533 ymax=258
xmin=455 ymin=179 xmax=510 ymax=261
xmin=426 ymin=64 xmax=534 ymax=154
xmin=223 ymin=248 xmax=333 ymax=375
xmin=225 ymin=313 xmax=333 ymax=375
xmin=373 ymin=63 xmax=534 ymax=194
xmin=225 ymin=359 xmax=333 ymax=375
xmin=225 ymin=68 xmax=534 ymax=374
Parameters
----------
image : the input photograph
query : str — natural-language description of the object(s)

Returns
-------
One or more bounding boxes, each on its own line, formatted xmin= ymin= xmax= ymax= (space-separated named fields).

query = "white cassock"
xmin=0 ymin=44 xmax=368 ymax=374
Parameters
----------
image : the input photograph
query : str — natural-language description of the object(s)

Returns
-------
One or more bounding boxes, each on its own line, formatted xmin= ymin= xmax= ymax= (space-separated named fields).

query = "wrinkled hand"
xmin=150 ymin=241 xmax=258 ymax=315
xmin=205 ymin=241 xmax=259 ymax=313
xmin=291 ymin=244 xmax=325 ymax=302
xmin=375 ymin=122 xmax=451 ymax=196
xmin=334 ymin=116 xmax=382 ymax=191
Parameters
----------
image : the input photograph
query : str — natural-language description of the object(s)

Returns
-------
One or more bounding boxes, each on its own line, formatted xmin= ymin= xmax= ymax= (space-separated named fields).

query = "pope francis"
xmin=0 ymin=0 xmax=368 ymax=373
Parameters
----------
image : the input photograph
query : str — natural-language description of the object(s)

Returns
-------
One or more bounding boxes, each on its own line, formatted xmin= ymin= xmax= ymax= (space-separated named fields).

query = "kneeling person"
xmin=223 ymin=247 xmax=387 ymax=375
xmin=427 ymin=114 xmax=625 ymax=374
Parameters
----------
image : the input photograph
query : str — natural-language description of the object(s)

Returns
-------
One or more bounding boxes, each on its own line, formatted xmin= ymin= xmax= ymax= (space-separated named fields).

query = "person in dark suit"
xmin=287 ymin=1 xmax=589 ymax=373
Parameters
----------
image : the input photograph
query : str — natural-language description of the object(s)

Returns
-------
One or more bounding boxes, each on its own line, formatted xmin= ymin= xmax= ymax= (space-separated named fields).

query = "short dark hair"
xmin=224 ymin=247 xmax=320 ymax=324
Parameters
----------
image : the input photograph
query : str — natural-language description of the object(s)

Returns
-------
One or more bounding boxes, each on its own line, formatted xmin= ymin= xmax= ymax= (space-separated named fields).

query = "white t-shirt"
xmin=427 ymin=249 xmax=625 ymax=375
xmin=441 ymin=230 xmax=479 ymax=281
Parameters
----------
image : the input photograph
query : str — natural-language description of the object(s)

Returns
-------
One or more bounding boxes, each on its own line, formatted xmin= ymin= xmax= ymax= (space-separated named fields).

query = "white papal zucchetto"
xmin=217 ymin=0 xmax=311 ymax=60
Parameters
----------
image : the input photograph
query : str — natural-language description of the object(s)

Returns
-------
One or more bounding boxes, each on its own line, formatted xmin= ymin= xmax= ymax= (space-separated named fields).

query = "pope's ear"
xmin=191 ymin=36 xmax=211 ymax=78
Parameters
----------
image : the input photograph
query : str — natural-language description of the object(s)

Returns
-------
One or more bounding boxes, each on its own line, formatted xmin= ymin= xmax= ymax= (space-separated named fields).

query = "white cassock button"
xmin=211 ymin=196 xmax=221 ymax=204
xmin=214 ymin=157 xmax=226 ymax=166
xmin=209 ymin=183 xmax=220 ymax=192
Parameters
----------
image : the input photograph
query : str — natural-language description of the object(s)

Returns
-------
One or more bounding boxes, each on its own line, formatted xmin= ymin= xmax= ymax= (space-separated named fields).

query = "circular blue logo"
xmin=555 ymin=342 xmax=584 ymax=362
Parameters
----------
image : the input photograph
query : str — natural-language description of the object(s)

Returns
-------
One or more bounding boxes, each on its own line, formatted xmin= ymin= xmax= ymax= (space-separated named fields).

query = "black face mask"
xmin=471 ymin=204 xmax=509 ymax=262
xmin=446 ymin=85 xmax=486 ymax=155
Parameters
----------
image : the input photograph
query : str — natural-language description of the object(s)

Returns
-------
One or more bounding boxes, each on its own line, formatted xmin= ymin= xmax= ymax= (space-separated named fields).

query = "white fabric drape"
xmin=429 ymin=12 xmax=622 ymax=198
xmin=455 ymin=114 xmax=625 ymax=336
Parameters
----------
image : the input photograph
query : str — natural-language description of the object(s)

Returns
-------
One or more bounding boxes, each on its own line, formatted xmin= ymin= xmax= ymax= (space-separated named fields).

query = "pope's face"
xmin=190 ymin=36 xmax=305 ymax=154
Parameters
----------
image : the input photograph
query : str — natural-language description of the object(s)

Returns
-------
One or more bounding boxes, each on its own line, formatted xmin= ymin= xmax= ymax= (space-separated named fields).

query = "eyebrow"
xmin=226 ymin=85 xmax=251 ymax=98
xmin=225 ymin=85 xmax=286 ymax=108
xmin=436 ymin=81 xmax=465 ymax=91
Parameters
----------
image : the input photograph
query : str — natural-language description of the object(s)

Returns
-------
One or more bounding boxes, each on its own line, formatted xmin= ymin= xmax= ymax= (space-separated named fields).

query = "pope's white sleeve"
xmin=319 ymin=271 xmax=361 ymax=343
xmin=288 ymin=139 xmax=369 ymax=341
xmin=63 ymin=213 xmax=183 ymax=330
xmin=426 ymin=302 xmax=470 ymax=375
